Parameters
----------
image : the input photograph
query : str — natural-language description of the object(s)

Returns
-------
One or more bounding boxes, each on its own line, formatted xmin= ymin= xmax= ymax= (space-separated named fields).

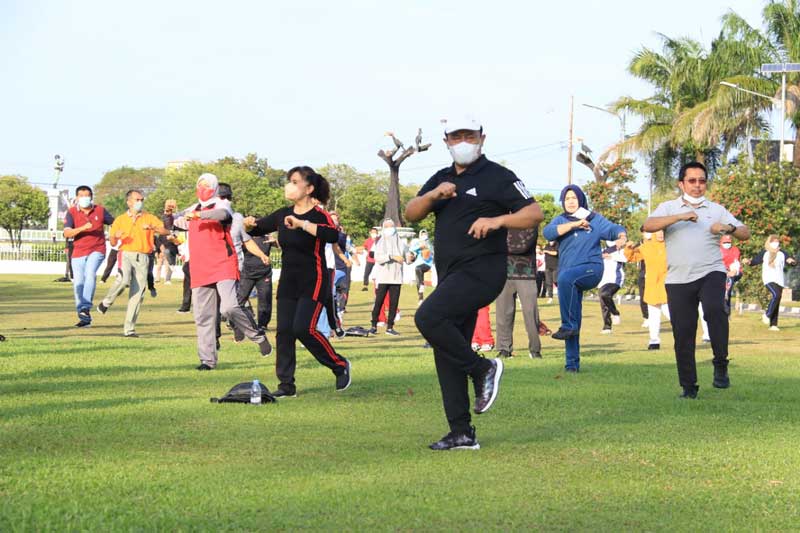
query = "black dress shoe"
xmin=551 ymin=328 xmax=579 ymax=340
xmin=429 ymin=426 xmax=480 ymax=451
xmin=196 ymin=364 xmax=214 ymax=371
xmin=473 ymin=359 xmax=504 ymax=414
xmin=273 ymin=388 xmax=297 ymax=398
xmin=648 ymin=343 xmax=660 ymax=350
xmin=680 ymin=385 xmax=699 ymax=399
xmin=713 ymin=366 xmax=730 ymax=389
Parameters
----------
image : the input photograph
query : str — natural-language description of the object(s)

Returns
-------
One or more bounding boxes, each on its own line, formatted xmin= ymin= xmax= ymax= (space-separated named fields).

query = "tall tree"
xmin=0 ymin=176 xmax=50 ymax=248
xmin=377 ymin=130 xmax=431 ymax=225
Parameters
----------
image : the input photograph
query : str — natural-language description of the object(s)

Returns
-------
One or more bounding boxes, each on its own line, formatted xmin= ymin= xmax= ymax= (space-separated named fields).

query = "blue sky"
xmin=1 ymin=1 xmax=769 ymax=198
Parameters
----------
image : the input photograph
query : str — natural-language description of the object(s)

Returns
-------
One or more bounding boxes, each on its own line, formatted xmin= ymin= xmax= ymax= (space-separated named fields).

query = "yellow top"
xmin=624 ymin=240 xmax=668 ymax=306
xmin=110 ymin=212 xmax=164 ymax=254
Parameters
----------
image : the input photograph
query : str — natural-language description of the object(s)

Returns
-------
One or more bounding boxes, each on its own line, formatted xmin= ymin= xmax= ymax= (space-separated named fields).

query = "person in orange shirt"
xmin=624 ymin=228 xmax=670 ymax=350
xmin=97 ymin=190 xmax=169 ymax=337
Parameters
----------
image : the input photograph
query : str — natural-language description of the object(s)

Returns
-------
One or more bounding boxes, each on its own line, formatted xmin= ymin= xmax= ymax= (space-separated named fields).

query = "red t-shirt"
xmin=64 ymin=205 xmax=114 ymax=258
xmin=363 ymin=237 xmax=376 ymax=264
xmin=188 ymin=205 xmax=240 ymax=288
xmin=721 ymin=245 xmax=740 ymax=270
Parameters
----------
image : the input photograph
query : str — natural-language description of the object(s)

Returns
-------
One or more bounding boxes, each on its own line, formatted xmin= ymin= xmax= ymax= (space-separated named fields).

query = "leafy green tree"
xmin=0 ymin=176 xmax=50 ymax=248
xmin=336 ymin=171 xmax=390 ymax=240
xmin=583 ymin=159 xmax=644 ymax=232
xmin=709 ymin=142 xmax=800 ymax=304
xmin=95 ymin=166 xmax=163 ymax=210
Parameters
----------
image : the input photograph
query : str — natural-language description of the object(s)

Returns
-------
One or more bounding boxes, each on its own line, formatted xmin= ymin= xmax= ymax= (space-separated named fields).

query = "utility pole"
xmin=567 ymin=95 xmax=574 ymax=184
xmin=760 ymin=63 xmax=800 ymax=161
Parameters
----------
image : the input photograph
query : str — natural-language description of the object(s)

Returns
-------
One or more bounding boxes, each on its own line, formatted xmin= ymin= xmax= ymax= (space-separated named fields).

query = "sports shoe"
xmin=75 ymin=320 xmax=91 ymax=328
xmin=335 ymin=359 xmax=351 ymax=391
xmin=97 ymin=303 xmax=108 ymax=315
xmin=713 ymin=367 xmax=730 ymax=389
xmin=769 ymin=326 xmax=780 ymax=331
xmin=648 ymin=343 xmax=660 ymax=350
xmin=473 ymin=359 xmax=504 ymax=414
xmin=429 ymin=426 xmax=480 ymax=451
xmin=762 ymin=314 xmax=770 ymax=325
xmin=641 ymin=319 xmax=649 ymax=328
xmin=612 ymin=315 xmax=621 ymax=325
xmin=368 ymin=327 xmax=378 ymax=335
xmin=551 ymin=328 xmax=578 ymax=340
xmin=497 ymin=349 xmax=512 ymax=358
xmin=164 ymin=280 xmax=171 ymax=285
xmin=546 ymin=298 xmax=553 ymax=304
xmin=529 ymin=351 xmax=542 ymax=359
xmin=564 ymin=367 xmax=579 ymax=373
xmin=335 ymin=327 xmax=346 ymax=338
xmin=124 ymin=332 xmax=139 ymax=338
xmin=176 ymin=308 xmax=191 ymax=314
xmin=149 ymin=288 xmax=157 ymax=298
xmin=361 ymin=286 xmax=368 ymax=291
xmin=273 ymin=388 xmax=297 ymax=398
xmin=471 ymin=342 xmax=480 ymax=351
xmin=385 ymin=328 xmax=400 ymax=336
xmin=480 ymin=344 xmax=493 ymax=352
xmin=601 ymin=328 xmax=612 ymax=335
xmin=196 ymin=364 xmax=214 ymax=371
xmin=259 ymin=337 xmax=273 ymax=357
xmin=679 ymin=385 xmax=698 ymax=399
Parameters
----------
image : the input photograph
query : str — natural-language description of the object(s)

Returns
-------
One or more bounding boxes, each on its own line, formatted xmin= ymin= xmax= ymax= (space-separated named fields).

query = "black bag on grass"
xmin=210 ymin=381 xmax=277 ymax=404
xmin=344 ymin=326 xmax=371 ymax=337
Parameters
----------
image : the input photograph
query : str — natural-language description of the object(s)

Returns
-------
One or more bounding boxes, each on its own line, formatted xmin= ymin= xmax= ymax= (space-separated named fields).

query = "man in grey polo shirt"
xmin=644 ymin=162 xmax=750 ymax=399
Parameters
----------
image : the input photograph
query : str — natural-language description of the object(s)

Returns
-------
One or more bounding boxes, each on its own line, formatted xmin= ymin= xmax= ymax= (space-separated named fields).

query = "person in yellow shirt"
xmin=624 ymin=229 xmax=670 ymax=349
xmin=97 ymin=190 xmax=169 ymax=337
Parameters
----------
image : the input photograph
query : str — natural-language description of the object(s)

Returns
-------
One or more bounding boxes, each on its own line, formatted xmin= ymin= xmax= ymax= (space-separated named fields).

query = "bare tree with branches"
xmin=378 ymin=129 xmax=429 ymax=225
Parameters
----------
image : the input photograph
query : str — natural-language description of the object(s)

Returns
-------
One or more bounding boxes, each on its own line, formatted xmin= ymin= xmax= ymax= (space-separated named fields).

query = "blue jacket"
xmin=543 ymin=213 xmax=626 ymax=272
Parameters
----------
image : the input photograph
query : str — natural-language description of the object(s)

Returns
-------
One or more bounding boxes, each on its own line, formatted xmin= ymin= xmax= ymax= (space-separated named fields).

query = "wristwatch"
xmin=723 ymin=224 xmax=736 ymax=235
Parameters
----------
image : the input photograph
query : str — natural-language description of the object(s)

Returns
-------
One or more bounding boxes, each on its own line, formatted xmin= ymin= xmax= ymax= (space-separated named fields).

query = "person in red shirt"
xmin=361 ymin=227 xmax=378 ymax=290
xmin=720 ymin=234 xmax=742 ymax=313
xmin=176 ymin=173 xmax=273 ymax=370
xmin=63 ymin=185 xmax=115 ymax=327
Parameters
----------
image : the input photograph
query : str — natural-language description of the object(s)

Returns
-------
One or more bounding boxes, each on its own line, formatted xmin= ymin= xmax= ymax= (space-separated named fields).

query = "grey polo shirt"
xmin=651 ymin=197 xmax=742 ymax=284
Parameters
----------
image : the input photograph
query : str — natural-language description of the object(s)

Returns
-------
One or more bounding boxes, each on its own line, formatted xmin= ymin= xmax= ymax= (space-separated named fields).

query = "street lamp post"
xmin=720 ymin=81 xmax=783 ymax=162
xmin=581 ymin=103 xmax=625 ymax=144
xmin=758 ymin=63 xmax=800 ymax=161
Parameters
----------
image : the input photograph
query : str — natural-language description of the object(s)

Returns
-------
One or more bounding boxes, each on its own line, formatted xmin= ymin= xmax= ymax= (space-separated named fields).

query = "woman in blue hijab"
xmin=542 ymin=185 xmax=627 ymax=372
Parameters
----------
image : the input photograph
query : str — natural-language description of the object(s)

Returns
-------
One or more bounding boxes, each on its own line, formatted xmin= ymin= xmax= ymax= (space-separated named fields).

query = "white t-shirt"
xmin=762 ymin=250 xmax=787 ymax=287
xmin=600 ymin=249 xmax=627 ymax=287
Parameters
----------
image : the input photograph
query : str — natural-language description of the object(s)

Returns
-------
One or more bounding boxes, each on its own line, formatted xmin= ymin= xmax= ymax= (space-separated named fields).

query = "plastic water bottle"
xmin=250 ymin=379 xmax=262 ymax=405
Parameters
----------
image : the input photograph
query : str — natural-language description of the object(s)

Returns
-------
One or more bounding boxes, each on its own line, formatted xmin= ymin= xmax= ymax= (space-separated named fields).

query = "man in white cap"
xmin=406 ymin=116 xmax=543 ymax=450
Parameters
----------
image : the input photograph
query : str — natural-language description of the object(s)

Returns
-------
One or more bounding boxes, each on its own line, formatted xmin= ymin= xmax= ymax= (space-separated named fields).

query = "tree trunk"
xmin=793 ymin=134 xmax=800 ymax=169
xmin=384 ymin=165 xmax=403 ymax=226
xmin=695 ymin=151 xmax=705 ymax=165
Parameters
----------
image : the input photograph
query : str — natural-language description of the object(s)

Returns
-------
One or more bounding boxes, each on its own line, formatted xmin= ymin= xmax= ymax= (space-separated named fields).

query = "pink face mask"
xmin=196 ymin=185 xmax=215 ymax=202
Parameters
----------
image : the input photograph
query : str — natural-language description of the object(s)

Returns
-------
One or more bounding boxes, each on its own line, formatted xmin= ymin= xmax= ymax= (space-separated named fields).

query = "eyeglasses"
xmin=684 ymin=178 xmax=707 ymax=185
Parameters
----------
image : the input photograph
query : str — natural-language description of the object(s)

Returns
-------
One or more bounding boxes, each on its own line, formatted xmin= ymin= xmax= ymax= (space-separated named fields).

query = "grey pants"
xmin=495 ymin=278 xmax=542 ymax=355
xmin=101 ymin=251 xmax=149 ymax=335
xmin=192 ymin=279 xmax=266 ymax=368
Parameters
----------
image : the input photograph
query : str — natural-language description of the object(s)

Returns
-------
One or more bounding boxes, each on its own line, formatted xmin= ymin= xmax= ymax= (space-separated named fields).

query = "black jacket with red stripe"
xmin=250 ymin=206 xmax=339 ymax=302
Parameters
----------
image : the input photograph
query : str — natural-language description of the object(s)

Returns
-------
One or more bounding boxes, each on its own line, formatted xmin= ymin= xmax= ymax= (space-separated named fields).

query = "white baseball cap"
xmin=443 ymin=115 xmax=483 ymax=134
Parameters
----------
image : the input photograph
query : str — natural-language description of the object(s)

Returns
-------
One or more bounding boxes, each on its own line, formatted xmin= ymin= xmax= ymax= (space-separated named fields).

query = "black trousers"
xmin=180 ymin=262 xmax=192 ymax=311
xmin=101 ymin=248 xmax=118 ymax=282
xmin=544 ymin=267 xmax=558 ymax=298
xmin=371 ymin=284 xmax=401 ymax=328
xmin=238 ymin=274 xmax=272 ymax=329
xmin=666 ymin=271 xmax=729 ymax=389
xmin=415 ymin=256 xmax=506 ymax=433
xmin=415 ymin=264 xmax=431 ymax=292
xmin=536 ymin=271 xmax=546 ymax=297
xmin=638 ymin=274 xmax=648 ymax=319
xmin=599 ymin=283 xmax=621 ymax=328
xmin=765 ymin=282 xmax=783 ymax=327
xmin=147 ymin=253 xmax=156 ymax=291
xmin=324 ymin=269 xmax=338 ymax=330
xmin=275 ymin=297 xmax=348 ymax=393
xmin=363 ymin=262 xmax=374 ymax=285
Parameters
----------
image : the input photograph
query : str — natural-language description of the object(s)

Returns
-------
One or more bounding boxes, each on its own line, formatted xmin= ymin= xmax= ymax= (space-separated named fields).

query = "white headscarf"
xmin=196 ymin=173 xmax=220 ymax=208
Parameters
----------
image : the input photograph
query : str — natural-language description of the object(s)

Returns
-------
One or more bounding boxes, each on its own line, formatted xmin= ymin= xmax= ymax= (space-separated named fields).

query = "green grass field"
xmin=1 ymin=274 xmax=799 ymax=531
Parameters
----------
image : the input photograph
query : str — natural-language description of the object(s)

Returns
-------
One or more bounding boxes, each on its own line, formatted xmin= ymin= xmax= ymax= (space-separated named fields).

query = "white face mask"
xmin=383 ymin=227 xmax=396 ymax=237
xmin=571 ymin=207 xmax=591 ymax=220
xmin=448 ymin=141 xmax=481 ymax=166
xmin=420 ymin=234 xmax=428 ymax=241
xmin=683 ymin=193 xmax=705 ymax=204
xmin=769 ymin=242 xmax=780 ymax=250
xmin=722 ymin=243 xmax=732 ymax=249
xmin=78 ymin=196 xmax=93 ymax=209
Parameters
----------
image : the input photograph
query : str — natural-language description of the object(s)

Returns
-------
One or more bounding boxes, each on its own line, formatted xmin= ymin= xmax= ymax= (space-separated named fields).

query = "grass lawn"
xmin=1 ymin=274 xmax=799 ymax=531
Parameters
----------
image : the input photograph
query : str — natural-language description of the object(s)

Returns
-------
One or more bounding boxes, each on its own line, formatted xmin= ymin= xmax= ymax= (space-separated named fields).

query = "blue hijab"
xmin=558 ymin=184 xmax=595 ymax=221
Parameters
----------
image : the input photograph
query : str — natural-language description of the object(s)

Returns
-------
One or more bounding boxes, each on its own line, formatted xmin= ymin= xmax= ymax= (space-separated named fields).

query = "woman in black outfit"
xmin=246 ymin=166 xmax=351 ymax=397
